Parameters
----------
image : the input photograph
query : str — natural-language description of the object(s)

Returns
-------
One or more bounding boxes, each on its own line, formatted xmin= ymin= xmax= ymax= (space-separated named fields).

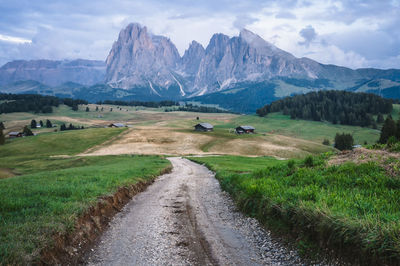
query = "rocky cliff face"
xmin=0 ymin=59 xmax=105 ymax=86
xmin=103 ymin=24 xmax=366 ymax=97
xmin=191 ymin=29 xmax=356 ymax=95
xmin=105 ymin=23 xmax=182 ymax=97
xmin=180 ymin=41 xmax=205 ymax=77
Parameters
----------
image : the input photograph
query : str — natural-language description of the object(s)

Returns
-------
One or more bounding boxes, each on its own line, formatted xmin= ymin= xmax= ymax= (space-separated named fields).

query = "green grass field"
xmin=0 ymin=128 xmax=126 ymax=175
xmin=229 ymin=113 xmax=381 ymax=145
xmin=2 ymin=103 xmax=394 ymax=148
xmin=189 ymin=155 xmax=400 ymax=263
xmin=0 ymin=128 xmax=170 ymax=264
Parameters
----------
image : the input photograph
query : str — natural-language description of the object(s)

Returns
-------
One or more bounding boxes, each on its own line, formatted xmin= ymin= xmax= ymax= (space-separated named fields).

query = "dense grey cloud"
xmin=298 ymin=25 xmax=317 ymax=46
xmin=0 ymin=0 xmax=399 ymax=69
xmin=233 ymin=15 xmax=259 ymax=30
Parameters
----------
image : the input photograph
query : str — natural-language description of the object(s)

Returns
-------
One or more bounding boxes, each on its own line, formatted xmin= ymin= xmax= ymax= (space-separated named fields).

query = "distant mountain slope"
xmin=0 ymin=59 xmax=105 ymax=86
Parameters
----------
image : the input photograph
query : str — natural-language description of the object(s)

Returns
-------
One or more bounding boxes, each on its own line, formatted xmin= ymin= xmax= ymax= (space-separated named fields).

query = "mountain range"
xmin=1 ymin=23 xmax=399 ymax=113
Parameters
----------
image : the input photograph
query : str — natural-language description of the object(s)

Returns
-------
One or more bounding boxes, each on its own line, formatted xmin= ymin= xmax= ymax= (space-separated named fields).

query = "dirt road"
xmin=84 ymin=158 xmax=303 ymax=265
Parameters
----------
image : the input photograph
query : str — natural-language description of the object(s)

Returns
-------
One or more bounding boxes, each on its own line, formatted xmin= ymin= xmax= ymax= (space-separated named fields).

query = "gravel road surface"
xmin=84 ymin=157 xmax=304 ymax=265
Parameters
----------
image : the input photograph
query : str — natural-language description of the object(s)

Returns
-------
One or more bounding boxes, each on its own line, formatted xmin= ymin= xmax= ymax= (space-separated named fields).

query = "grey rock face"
xmin=181 ymin=41 xmax=205 ymax=76
xmin=105 ymin=23 xmax=182 ymax=97
xmin=193 ymin=29 xmax=327 ymax=95
xmin=104 ymin=24 xmax=364 ymax=97
xmin=0 ymin=59 xmax=105 ymax=86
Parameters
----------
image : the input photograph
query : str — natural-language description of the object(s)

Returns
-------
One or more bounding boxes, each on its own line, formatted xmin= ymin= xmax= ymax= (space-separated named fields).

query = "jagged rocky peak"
xmin=239 ymin=28 xmax=292 ymax=58
xmin=206 ymin=33 xmax=230 ymax=53
xmin=183 ymin=41 xmax=205 ymax=58
xmin=181 ymin=41 xmax=205 ymax=75
xmin=105 ymin=23 xmax=181 ymax=90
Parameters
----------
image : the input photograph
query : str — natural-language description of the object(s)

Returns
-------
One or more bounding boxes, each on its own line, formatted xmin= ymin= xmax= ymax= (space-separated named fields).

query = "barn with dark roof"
xmin=194 ymin=123 xmax=213 ymax=132
xmin=236 ymin=125 xmax=255 ymax=134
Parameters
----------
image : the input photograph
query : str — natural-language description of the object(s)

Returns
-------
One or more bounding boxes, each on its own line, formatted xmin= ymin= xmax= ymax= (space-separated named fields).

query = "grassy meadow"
xmin=1 ymin=102 xmax=399 ymax=263
xmin=0 ymin=128 xmax=170 ymax=264
xmin=1 ymin=103 xmax=392 ymax=149
xmin=0 ymin=128 xmax=126 ymax=176
xmin=189 ymin=155 xmax=400 ymax=263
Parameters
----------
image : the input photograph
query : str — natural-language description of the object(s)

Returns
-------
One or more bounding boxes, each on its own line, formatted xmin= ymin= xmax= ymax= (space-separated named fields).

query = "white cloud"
xmin=0 ymin=34 xmax=31 ymax=44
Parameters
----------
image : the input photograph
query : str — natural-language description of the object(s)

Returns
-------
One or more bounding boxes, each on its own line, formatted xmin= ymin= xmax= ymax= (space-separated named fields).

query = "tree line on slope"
xmin=0 ymin=94 xmax=88 ymax=114
xmin=256 ymin=90 xmax=393 ymax=127
xmin=165 ymin=103 xmax=232 ymax=113
xmin=96 ymin=100 xmax=178 ymax=108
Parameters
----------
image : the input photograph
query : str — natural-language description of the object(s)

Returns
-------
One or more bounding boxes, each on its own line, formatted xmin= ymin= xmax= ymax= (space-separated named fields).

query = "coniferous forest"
xmin=0 ymin=94 xmax=88 ymax=114
xmin=256 ymin=90 xmax=393 ymax=127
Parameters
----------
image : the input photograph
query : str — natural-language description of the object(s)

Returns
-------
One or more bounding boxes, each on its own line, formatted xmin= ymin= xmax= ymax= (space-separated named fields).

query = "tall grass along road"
xmin=190 ymin=155 xmax=400 ymax=264
xmin=0 ymin=128 xmax=170 ymax=264
xmin=85 ymin=157 xmax=304 ymax=265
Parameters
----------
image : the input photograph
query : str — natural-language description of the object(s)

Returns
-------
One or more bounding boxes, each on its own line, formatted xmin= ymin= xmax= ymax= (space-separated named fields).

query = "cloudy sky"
xmin=0 ymin=0 xmax=399 ymax=69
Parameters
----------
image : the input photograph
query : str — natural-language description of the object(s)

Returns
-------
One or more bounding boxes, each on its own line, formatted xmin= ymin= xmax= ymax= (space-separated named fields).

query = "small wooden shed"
xmin=108 ymin=123 xmax=126 ymax=128
xmin=236 ymin=125 xmax=255 ymax=134
xmin=8 ymin=131 xmax=23 ymax=138
xmin=194 ymin=123 xmax=214 ymax=132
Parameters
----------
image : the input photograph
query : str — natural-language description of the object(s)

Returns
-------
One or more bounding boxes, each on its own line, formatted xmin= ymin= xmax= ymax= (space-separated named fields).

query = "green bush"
xmin=288 ymin=160 xmax=295 ymax=169
xmin=0 ymin=129 xmax=5 ymax=145
xmin=22 ymin=126 xmax=33 ymax=136
xmin=389 ymin=142 xmax=400 ymax=152
xmin=387 ymin=136 xmax=398 ymax=147
xmin=322 ymin=138 xmax=330 ymax=145
xmin=334 ymin=132 xmax=354 ymax=150
xmin=303 ymin=156 xmax=314 ymax=167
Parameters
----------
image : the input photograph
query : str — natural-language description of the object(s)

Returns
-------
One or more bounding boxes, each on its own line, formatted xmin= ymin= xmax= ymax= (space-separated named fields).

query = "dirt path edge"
xmin=38 ymin=166 xmax=172 ymax=265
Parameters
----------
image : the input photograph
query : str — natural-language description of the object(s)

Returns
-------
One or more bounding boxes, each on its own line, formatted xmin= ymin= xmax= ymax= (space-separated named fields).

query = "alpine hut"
xmin=235 ymin=125 xmax=255 ymax=134
xmin=194 ymin=123 xmax=214 ymax=132
xmin=8 ymin=131 xmax=23 ymax=138
xmin=108 ymin=123 xmax=126 ymax=128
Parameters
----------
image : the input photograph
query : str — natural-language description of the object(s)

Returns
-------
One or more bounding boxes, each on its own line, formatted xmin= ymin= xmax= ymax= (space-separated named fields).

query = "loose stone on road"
xmin=85 ymin=157 xmax=303 ymax=265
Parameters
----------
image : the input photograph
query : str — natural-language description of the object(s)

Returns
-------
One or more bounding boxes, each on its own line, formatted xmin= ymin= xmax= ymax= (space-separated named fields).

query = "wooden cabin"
xmin=236 ymin=125 xmax=255 ymax=134
xmin=194 ymin=123 xmax=214 ymax=132
xmin=8 ymin=131 xmax=23 ymax=138
xmin=108 ymin=123 xmax=126 ymax=128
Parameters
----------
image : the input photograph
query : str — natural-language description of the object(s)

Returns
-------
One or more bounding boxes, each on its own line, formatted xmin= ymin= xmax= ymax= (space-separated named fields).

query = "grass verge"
xmin=189 ymin=155 xmax=400 ymax=264
xmin=0 ymin=128 xmax=170 ymax=264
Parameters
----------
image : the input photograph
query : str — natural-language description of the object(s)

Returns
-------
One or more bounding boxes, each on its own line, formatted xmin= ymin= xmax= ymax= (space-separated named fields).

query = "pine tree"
xmin=40 ymin=120 xmax=43 ymax=127
xmin=86 ymin=106 xmax=90 ymax=112
xmin=0 ymin=121 xmax=5 ymax=130
xmin=396 ymin=120 xmax=400 ymax=140
xmin=23 ymin=126 xmax=34 ymax=136
xmin=96 ymin=106 xmax=99 ymax=111
xmin=30 ymin=119 xmax=37 ymax=129
xmin=60 ymin=124 xmax=66 ymax=131
xmin=377 ymin=113 xmax=384 ymax=123
xmin=379 ymin=117 xmax=397 ymax=144
xmin=46 ymin=119 xmax=52 ymax=128
xmin=0 ymin=129 xmax=5 ymax=145
xmin=334 ymin=133 xmax=354 ymax=151
xmin=72 ymin=105 xmax=78 ymax=111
